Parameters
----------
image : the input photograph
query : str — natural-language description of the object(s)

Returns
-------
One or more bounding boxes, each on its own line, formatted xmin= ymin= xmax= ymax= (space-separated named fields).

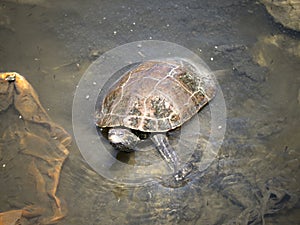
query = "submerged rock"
xmin=0 ymin=72 xmax=71 ymax=225
xmin=261 ymin=0 xmax=300 ymax=31
xmin=252 ymin=34 xmax=300 ymax=67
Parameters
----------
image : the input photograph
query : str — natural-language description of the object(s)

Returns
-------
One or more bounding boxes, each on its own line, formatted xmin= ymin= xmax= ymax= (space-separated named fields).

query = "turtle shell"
xmin=96 ymin=59 xmax=216 ymax=132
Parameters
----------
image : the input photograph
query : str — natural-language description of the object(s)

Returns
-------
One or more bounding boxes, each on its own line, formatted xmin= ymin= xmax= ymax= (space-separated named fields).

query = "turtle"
xmin=96 ymin=59 xmax=216 ymax=180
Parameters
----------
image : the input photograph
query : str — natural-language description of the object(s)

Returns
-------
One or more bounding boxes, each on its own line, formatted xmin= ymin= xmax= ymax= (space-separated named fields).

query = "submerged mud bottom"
xmin=0 ymin=1 xmax=299 ymax=224
xmin=123 ymin=163 xmax=297 ymax=225
xmin=0 ymin=73 xmax=71 ymax=224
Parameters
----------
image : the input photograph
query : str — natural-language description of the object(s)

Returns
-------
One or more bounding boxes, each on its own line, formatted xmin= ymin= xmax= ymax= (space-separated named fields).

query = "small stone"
xmin=89 ymin=49 xmax=101 ymax=60
xmin=138 ymin=51 xmax=145 ymax=57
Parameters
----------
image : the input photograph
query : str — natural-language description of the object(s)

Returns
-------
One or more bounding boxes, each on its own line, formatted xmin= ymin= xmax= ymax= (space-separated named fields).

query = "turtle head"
xmin=108 ymin=128 xmax=140 ymax=152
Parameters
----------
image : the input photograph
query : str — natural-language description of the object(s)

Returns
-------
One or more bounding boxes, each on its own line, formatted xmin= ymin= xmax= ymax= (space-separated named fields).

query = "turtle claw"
xmin=159 ymin=162 xmax=195 ymax=188
xmin=174 ymin=162 xmax=194 ymax=181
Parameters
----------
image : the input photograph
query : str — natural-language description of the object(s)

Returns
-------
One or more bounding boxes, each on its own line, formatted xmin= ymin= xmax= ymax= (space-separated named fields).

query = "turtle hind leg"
xmin=150 ymin=133 xmax=179 ymax=172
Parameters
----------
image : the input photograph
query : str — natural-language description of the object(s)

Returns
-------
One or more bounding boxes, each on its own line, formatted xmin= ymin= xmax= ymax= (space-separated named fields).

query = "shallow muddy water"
xmin=0 ymin=0 xmax=299 ymax=224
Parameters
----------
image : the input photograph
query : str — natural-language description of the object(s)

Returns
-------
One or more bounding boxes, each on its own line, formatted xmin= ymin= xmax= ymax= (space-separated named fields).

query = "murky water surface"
xmin=0 ymin=0 xmax=299 ymax=224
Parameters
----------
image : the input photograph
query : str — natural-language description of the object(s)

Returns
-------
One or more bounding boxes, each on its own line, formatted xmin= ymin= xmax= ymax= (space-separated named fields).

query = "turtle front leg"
xmin=151 ymin=134 xmax=195 ymax=181
xmin=150 ymin=134 xmax=179 ymax=172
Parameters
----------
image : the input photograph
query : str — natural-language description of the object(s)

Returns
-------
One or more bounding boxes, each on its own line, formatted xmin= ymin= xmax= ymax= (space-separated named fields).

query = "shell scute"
xmin=97 ymin=59 xmax=216 ymax=132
